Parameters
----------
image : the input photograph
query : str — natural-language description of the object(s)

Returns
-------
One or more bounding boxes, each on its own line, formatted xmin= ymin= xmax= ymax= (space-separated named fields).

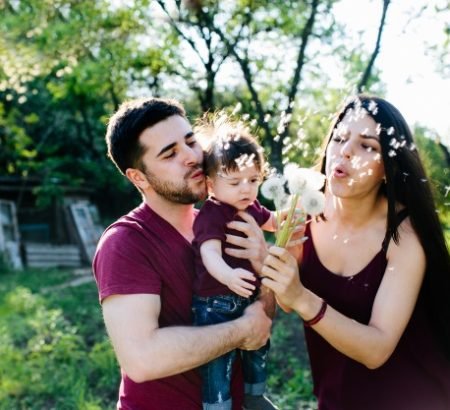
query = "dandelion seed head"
xmin=300 ymin=190 xmax=325 ymax=216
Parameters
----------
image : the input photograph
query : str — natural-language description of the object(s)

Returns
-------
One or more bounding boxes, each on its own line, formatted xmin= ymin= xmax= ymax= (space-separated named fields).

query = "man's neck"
xmin=143 ymin=194 xmax=196 ymax=242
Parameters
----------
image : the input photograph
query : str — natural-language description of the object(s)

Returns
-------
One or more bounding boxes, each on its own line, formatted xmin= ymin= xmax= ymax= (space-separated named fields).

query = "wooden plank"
xmin=23 ymin=242 xmax=82 ymax=268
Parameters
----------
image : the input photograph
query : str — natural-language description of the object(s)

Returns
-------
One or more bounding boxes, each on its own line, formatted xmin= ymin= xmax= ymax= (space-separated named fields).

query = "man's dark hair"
xmin=105 ymin=98 xmax=186 ymax=174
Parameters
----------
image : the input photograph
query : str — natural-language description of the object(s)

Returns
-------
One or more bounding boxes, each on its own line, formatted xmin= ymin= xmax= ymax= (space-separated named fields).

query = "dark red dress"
xmin=300 ymin=220 xmax=450 ymax=410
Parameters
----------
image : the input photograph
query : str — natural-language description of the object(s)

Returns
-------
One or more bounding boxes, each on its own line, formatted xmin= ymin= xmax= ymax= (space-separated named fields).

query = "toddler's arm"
xmin=260 ymin=211 xmax=277 ymax=232
xmin=200 ymin=239 xmax=256 ymax=298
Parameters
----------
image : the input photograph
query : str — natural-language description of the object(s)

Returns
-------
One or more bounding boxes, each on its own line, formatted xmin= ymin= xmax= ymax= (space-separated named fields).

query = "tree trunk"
xmin=357 ymin=0 xmax=391 ymax=92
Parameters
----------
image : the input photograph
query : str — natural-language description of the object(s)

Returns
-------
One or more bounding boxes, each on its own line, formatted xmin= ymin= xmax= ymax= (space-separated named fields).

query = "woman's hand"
xmin=224 ymin=211 xmax=268 ymax=275
xmin=261 ymin=245 xmax=304 ymax=311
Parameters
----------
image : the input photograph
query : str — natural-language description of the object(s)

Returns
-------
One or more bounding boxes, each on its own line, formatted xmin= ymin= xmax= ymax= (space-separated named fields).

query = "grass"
xmin=0 ymin=267 xmax=316 ymax=409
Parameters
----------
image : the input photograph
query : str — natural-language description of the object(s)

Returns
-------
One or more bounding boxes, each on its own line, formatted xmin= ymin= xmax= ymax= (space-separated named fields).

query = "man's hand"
xmin=225 ymin=211 xmax=268 ymax=275
xmin=237 ymin=301 xmax=272 ymax=350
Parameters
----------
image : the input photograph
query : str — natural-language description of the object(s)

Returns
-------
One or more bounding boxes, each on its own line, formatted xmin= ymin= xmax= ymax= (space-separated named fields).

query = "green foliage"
xmin=414 ymin=126 xmax=450 ymax=218
xmin=268 ymin=309 xmax=316 ymax=409
xmin=0 ymin=270 xmax=118 ymax=409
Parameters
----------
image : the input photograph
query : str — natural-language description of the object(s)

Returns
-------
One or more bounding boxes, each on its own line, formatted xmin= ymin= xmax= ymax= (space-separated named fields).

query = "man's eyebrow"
xmin=156 ymin=131 xmax=195 ymax=158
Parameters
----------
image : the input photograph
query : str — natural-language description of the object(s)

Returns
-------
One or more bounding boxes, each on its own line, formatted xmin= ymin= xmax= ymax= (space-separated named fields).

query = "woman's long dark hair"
xmin=320 ymin=94 xmax=450 ymax=359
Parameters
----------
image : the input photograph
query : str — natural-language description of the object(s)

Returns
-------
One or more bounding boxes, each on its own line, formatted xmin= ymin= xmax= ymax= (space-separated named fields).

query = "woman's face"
xmin=325 ymin=108 xmax=386 ymax=199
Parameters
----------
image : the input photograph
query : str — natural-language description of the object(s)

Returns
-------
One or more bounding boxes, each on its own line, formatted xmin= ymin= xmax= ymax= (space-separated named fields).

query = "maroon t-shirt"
xmin=192 ymin=198 xmax=271 ymax=297
xmin=93 ymin=202 xmax=243 ymax=410
xmin=301 ymin=222 xmax=450 ymax=410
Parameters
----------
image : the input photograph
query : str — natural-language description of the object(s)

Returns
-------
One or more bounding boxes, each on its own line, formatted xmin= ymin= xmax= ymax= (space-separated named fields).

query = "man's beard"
xmin=144 ymin=168 xmax=206 ymax=204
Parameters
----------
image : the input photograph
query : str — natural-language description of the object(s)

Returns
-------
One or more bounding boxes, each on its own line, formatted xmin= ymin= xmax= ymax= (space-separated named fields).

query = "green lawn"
xmin=0 ymin=267 xmax=315 ymax=410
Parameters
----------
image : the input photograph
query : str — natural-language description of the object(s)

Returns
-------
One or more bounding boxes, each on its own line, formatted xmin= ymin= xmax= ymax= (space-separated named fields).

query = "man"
xmin=93 ymin=98 xmax=272 ymax=409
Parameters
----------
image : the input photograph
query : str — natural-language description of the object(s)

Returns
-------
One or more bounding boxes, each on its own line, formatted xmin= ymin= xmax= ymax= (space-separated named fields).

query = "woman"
xmin=261 ymin=95 xmax=450 ymax=410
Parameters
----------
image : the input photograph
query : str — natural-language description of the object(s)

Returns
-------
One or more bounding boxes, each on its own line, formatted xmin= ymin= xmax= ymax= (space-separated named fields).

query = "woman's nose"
xmin=340 ymin=140 xmax=353 ymax=158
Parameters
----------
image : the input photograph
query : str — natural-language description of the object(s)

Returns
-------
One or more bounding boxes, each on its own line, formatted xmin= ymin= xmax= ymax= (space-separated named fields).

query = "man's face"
xmin=138 ymin=115 xmax=207 ymax=204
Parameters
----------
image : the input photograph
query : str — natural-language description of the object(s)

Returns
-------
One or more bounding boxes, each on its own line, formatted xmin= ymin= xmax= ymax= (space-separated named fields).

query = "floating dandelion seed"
xmin=445 ymin=186 xmax=450 ymax=197
xmin=420 ymin=178 xmax=427 ymax=183
xmin=351 ymin=156 xmax=362 ymax=168
xmin=232 ymin=102 xmax=242 ymax=115
xmin=333 ymin=234 xmax=338 ymax=240
xmin=368 ymin=169 xmax=373 ymax=176
xmin=376 ymin=123 xmax=382 ymax=135
xmin=410 ymin=143 xmax=416 ymax=151
xmin=297 ymin=129 xmax=306 ymax=139
xmin=368 ymin=100 xmax=378 ymax=115
xmin=343 ymin=238 xmax=349 ymax=244
xmin=348 ymin=179 xmax=355 ymax=186
xmin=388 ymin=150 xmax=396 ymax=157
xmin=264 ymin=114 xmax=271 ymax=122
xmin=274 ymin=135 xmax=280 ymax=142
xmin=387 ymin=126 xmax=395 ymax=135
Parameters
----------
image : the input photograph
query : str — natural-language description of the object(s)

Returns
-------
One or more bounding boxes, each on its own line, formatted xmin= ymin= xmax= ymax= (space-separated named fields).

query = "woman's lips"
xmin=332 ymin=165 xmax=349 ymax=178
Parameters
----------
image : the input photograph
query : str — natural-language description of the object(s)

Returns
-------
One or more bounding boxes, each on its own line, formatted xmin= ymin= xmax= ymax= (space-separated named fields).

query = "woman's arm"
xmin=261 ymin=221 xmax=426 ymax=369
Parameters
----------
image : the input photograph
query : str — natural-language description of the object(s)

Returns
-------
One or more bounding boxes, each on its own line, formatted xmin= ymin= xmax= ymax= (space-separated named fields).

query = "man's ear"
xmin=206 ymin=176 xmax=214 ymax=194
xmin=125 ymin=168 xmax=150 ymax=190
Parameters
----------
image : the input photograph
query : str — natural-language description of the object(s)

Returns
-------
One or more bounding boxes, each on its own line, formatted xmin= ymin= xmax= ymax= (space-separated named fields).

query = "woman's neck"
xmin=325 ymin=192 xmax=387 ymax=229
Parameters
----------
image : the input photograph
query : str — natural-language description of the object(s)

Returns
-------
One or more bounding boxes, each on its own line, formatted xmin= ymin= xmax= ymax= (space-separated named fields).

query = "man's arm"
xmin=102 ymin=292 xmax=271 ymax=383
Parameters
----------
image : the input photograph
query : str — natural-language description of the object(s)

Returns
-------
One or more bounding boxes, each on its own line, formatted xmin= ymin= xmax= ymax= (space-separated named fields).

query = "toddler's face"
xmin=207 ymin=164 xmax=262 ymax=211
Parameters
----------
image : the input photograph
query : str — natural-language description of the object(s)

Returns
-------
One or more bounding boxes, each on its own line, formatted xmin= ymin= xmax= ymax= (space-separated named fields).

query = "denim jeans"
xmin=192 ymin=294 xmax=270 ymax=409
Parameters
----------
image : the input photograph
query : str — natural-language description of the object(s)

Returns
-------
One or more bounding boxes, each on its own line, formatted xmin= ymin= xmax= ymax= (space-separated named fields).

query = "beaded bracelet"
xmin=303 ymin=299 xmax=327 ymax=327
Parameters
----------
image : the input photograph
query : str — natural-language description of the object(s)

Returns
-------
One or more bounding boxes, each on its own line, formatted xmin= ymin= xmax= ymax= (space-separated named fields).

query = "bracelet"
xmin=303 ymin=299 xmax=327 ymax=327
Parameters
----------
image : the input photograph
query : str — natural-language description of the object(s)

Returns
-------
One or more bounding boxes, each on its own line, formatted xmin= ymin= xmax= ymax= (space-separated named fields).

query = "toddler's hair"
xmin=194 ymin=111 xmax=265 ymax=177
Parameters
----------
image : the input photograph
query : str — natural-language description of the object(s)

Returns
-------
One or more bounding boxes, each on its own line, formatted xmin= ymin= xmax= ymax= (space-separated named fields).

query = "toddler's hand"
xmin=225 ymin=268 xmax=256 ymax=298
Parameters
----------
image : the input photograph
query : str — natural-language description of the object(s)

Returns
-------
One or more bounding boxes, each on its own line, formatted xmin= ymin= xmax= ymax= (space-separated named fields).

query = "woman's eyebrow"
xmin=360 ymin=134 xmax=380 ymax=141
